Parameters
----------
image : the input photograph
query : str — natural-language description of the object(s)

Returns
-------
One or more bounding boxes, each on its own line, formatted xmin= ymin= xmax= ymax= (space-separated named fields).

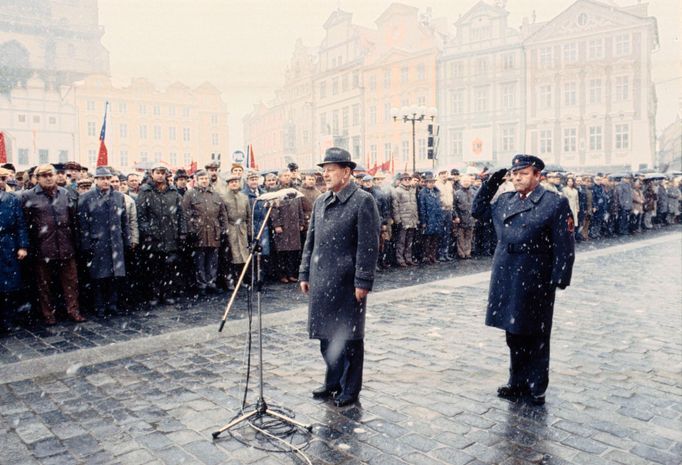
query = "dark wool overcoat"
xmin=136 ymin=182 xmax=186 ymax=253
xmin=77 ymin=188 xmax=129 ymax=279
xmin=417 ymin=186 xmax=443 ymax=235
xmin=299 ymin=182 xmax=380 ymax=341
xmin=21 ymin=185 xmax=78 ymax=260
xmin=0 ymin=191 xmax=29 ymax=291
xmin=472 ymin=183 xmax=575 ymax=336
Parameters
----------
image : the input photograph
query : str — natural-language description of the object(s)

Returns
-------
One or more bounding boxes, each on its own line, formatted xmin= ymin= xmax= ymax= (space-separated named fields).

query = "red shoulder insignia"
xmin=567 ymin=215 xmax=575 ymax=233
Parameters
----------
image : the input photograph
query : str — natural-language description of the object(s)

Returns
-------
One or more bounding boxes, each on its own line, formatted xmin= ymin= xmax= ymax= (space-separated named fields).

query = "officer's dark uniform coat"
xmin=472 ymin=184 xmax=575 ymax=335
xmin=299 ymin=182 xmax=380 ymax=341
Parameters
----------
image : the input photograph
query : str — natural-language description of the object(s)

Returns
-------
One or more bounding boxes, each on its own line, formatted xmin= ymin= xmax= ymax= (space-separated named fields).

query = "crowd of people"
xmin=0 ymin=158 xmax=680 ymax=333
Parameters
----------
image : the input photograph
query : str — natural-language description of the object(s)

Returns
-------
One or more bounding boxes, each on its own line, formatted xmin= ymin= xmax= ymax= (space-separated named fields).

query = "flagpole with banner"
xmin=96 ymin=101 xmax=109 ymax=167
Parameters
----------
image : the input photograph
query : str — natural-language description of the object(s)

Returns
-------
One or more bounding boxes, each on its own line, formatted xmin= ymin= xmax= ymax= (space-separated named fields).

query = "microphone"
xmin=256 ymin=187 xmax=302 ymax=202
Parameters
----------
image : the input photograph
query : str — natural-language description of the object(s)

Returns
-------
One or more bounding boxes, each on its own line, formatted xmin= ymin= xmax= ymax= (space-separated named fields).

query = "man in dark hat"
xmin=417 ymin=173 xmax=443 ymax=264
xmin=300 ymin=147 xmax=380 ymax=407
xmin=472 ymin=154 xmax=575 ymax=406
xmin=174 ymin=169 xmax=190 ymax=196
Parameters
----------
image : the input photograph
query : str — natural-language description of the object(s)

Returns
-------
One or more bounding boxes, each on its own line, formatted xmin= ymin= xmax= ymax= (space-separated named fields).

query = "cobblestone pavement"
xmin=0 ymin=227 xmax=677 ymax=366
xmin=0 ymin=231 xmax=680 ymax=465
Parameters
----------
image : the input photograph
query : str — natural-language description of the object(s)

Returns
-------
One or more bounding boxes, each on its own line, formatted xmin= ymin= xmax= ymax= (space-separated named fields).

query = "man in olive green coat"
xmin=220 ymin=174 xmax=251 ymax=280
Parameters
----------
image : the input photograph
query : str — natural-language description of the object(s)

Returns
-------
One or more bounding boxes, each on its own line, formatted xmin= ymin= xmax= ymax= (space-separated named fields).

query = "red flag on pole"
xmin=248 ymin=144 xmax=257 ymax=169
xmin=96 ymin=102 xmax=109 ymax=167
xmin=0 ymin=132 xmax=7 ymax=164
xmin=189 ymin=160 xmax=197 ymax=175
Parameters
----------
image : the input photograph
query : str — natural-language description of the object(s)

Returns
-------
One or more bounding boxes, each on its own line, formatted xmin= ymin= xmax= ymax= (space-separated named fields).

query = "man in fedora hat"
xmin=300 ymin=147 xmax=380 ymax=407
xmin=77 ymin=167 xmax=130 ymax=317
xmin=472 ymin=154 xmax=575 ymax=406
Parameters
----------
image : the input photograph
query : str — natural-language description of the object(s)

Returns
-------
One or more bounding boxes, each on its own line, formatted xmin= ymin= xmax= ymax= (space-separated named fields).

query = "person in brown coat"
xmin=21 ymin=164 xmax=86 ymax=325
xmin=271 ymin=172 xmax=306 ymax=283
xmin=299 ymin=172 xmax=321 ymax=246
xmin=182 ymin=170 xmax=228 ymax=293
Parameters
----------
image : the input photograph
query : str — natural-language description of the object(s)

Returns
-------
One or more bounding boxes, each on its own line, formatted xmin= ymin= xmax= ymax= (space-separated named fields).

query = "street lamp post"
xmin=391 ymin=105 xmax=437 ymax=174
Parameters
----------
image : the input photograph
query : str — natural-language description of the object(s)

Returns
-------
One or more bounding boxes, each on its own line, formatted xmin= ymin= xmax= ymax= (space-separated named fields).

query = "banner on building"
xmin=462 ymin=127 xmax=493 ymax=162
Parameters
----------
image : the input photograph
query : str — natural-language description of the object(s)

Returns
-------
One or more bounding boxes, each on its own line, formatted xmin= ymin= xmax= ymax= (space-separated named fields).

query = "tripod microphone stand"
xmin=213 ymin=197 xmax=311 ymax=439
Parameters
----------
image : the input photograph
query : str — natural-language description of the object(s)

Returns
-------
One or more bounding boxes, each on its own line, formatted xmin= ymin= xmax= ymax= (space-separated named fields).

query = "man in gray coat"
xmin=78 ymin=167 xmax=130 ymax=317
xmin=614 ymin=176 xmax=633 ymax=235
xmin=299 ymin=147 xmax=380 ymax=407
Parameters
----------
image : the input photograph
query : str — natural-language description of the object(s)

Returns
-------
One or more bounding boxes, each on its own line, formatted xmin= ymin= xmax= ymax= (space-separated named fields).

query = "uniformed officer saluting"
xmin=472 ymin=154 xmax=575 ymax=406
xmin=299 ymin=147 xmax=380 ymax=407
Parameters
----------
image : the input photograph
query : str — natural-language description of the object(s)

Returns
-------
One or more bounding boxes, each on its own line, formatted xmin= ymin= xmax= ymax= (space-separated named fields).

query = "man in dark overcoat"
xmin=299 ymin=147 xmax=380 ymax=407
xmin=77 ymin=167 xmax=130 ymax=317
xmin=21 ymin=164 xmax=86 ymax=324
xmin=0 ymin=167 xmax=29 ymax=332
xmin=472 ymin=154 xmax=575 ymax=406
xmin=136 ymin=163 xmax=187 ymax=305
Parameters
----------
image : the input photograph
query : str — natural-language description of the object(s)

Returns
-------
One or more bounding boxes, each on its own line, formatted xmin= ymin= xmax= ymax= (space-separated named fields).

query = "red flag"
xmin=189 ymin=161 xmax=197 ymax=175
xmin=96 ymin=102 xmax=109 ymax=167
xmin=248 ymin=144 xmax=257 ymax=169
xmin=0 ymin=132 xmax=7 ymax=164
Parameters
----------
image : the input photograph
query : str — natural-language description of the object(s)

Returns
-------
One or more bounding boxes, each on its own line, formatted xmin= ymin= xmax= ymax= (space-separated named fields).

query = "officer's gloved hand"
xmin=487 ymin=169 xmax=508 ymax=191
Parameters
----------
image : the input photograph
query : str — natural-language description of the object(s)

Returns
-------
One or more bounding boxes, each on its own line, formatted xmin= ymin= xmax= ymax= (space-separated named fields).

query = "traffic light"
xmin=427 ymin=124 xmax=434 ymax=159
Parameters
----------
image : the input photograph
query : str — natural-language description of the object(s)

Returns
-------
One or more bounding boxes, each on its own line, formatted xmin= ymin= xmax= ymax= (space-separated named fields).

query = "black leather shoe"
xmin=312 ymin=386 xmax=337 ymax=400
xmin=333 ymin=394 xmax=358 ymax=407
xmin=497 ymin=384 xmax=528 ymax=401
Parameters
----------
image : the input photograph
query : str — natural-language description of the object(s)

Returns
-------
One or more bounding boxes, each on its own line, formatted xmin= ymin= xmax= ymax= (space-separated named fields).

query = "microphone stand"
xmin=213 ymin=197 xmax=311 ymax=438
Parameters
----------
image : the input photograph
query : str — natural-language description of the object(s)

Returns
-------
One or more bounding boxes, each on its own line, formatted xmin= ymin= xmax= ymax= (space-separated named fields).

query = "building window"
xmin=141 ymin=151 xmax=148 ymax=162
xmin=182 ymin=107 xmax=190 ymax=118
xmin=400 ymin=66 xmax=409 ymax=84
xmin=170 ymin=152 xmax=177 ymax=166
xmin=450 ymin=62 xmax=463 ymax=78
xmin=342 ymin=75 xmax=349 ymax=92
xmin=352 ymin=104 xmax=360 ymax=126
xmin=417 ymin=64 xmax=425 ymax=80
xmin=589 ymin=79 xmax=602 ymax=104
xmin=120 ymin=150 xmax=128 ymax=167
xmin=476 ymin=58 xmax=488 ymax=75
xmin=369 ymin=75 xmax=376 ymax=91
xmin=139 ymin=125 xmax=148 ymax=139
xmin=168 ymin=106 xmax=175 ymax=117
xmin=139 ymin=103 xmax=146 ymax=115
xmin=33 ymin=115 xmax=40 ymax=124
xmin=118 ymin=102 xmax=127 ymax=113
xmin=615 ymin=124 xmax=630 ymax=149
xmin=18 ymin=149 xmax=29 ymax=165
xmin=212 ymin=134 xmax=219 ymax=145
xmin=589 ymin=126 xmax=602 ymax=151
xmin=211 ymin=114 xmax=218 ymax=126
xmin=384 ymin=143 xmax=391 ymax=161
xmin=539 ymin=85 xmax=552 ymax=109
xmin=588 ymin=39 xmax=603 ymax=60
xmin=18 ymin=114 xmax=26 ymax=123
xmin=87 ymin=121 xmax=97 ymax=137
xmin=502 ymin=53 xmax=515 ymax=70
xmin=539 ymin=47 xmax=553 ymax=68
xmin=563 ymin=128 xmax=577 ymax=152
xmin=501 ymin=126 xmax=515 ymax=152
xmin=417 ymin=96 xmax=426 ymax=107
xmin=319 ymin=81 xmax=326 ymax=99
xmin=88 ymin=149 xmax=96 ymax=166
xmin=182 ymin=128 xmax=190 ymax=142
xmin=369 ymin=106 xmax=376 ymax=125
xmin=320 ymin=113 xmax=327 ymax=134
xmin=449 ymin=129 xmax=463 ymax=157
xmin=615 ymin=76 xmax=629 ymax=101
xmin=474 ymin=87 xmax=488 ymax=112
xmin=332 ymin=110 xmax=339 ymax=134
xmin=501 ymin=83 xmax=515 ymax=109
xmin=343 ymin=107 xmax=350 ymax=128
xmin=168 ymin=127 xmax=176 ymax=140
xmin=383 ymin=103 xmax=391 ymax=123
xmin=352 ymin=71 xmax=359 ymax=88
xmin=153 ymin=105 xmax=160 ymax=116
xmin=352 ymin=136 xmax=360 ymax=156
xmin=49 ymin=116 xmax=57 ymax=125
xmin=418 ymin=138 xmax=426 ymax=159
xmin=332 ymin=78 xmax=339 ymax=96
xmin=58 ymin=150 xmax=68 ymax=162
xmin=615 ymin=33 xmax=630 ymax=57
xmin=370 ymin=145 xmax=377 ymax=165
xmin=184 ymin=153 xmax=191 ymax=165
xmin=154 ymin=152 xmax=162 ymax=162
xmin=87 ymin=100 xmax=95 ymax=111
xmin=539 ymin=130 xmax=552 ymax=154
xmin=154 ymin=125 xmax=162 ymax=140
xmin=401 ymin=140 xmax=409 ymax=161
xmin=563 ymin=43 xmax=577 ymax=64
xmin=383 ymin=69 xmax=391 ymax=89
xmin=119 ymin=124 xmax=127 ymax=138
xmin=564 ymin=82 xmax=577 ymax=106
